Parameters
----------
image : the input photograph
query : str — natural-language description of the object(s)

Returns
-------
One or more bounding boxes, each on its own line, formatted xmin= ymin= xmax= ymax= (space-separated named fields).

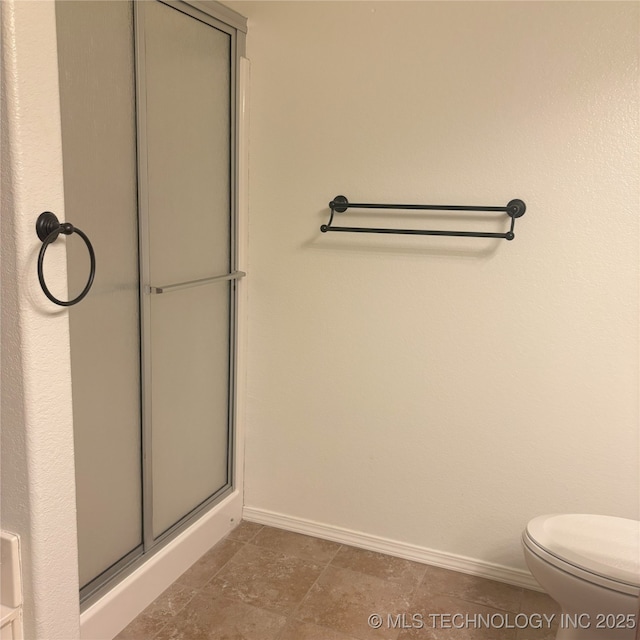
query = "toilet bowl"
xmin=522 ymin=514 xmax=640 ymax=640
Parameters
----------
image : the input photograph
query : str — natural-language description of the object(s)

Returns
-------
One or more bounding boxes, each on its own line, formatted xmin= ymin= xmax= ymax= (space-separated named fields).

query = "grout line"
xmin=141 ymin=522 xmax=549 ymax=640
xmin=227 ymin=521 xmax=264 ymax=545
xmin=403 ymin=562 xmax=429 ymax=609
xmin=194 ymin=537 xmax=249 ymax=593
xmin=274 ymin=544 xmax=345 ymax=640
xmin=245 ymin=525 xmax=343 ymax=566
xmin=325 ymin=540 xmax=344 ymax=566
xmin=150 ymin=619 xmax=169 ymax=640
xmin=244 ymin=508 xmax=541 ymax=592
xmin=144 ymin=538 xmax=249 ymax=639
xmin=121 ymin=581 xmax=199 ymax=640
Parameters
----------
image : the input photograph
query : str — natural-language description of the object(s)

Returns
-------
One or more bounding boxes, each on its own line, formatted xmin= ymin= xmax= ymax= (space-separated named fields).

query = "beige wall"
xmin=234 ymin=1 xmax=639 ymax=572
xmin=1 ymin=0 xmax=80 ymax=636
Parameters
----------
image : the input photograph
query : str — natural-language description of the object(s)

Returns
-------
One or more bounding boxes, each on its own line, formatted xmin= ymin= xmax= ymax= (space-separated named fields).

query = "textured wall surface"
xmin=1 ymin=0 xmax=80 ymax=637
xmin=235 ymin=1 xmax=640 ymax=571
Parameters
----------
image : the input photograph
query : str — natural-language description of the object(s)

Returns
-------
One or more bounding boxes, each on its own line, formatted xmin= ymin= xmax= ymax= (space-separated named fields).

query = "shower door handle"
xmin=146 ymin=270 xmax=246 ymax=295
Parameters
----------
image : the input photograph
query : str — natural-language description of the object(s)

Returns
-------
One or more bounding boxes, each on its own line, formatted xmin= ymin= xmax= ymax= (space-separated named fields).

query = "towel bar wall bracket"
xmin=320 ymin=195 xmax=526 ymax=241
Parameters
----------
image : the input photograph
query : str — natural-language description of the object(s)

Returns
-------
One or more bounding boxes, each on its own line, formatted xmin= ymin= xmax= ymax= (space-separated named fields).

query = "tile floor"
xmin=114 ymin=521 xmax=560 ymax=640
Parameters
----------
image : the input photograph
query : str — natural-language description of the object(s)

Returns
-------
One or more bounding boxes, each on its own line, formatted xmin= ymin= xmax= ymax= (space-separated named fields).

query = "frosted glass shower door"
xmin=137 ymin=0 xmax=237 ymax=540
xmin=56 ymin=0 xmax=143 ymax=593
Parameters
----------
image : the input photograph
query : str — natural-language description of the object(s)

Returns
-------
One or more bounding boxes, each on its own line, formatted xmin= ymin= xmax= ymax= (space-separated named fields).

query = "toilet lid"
xmin=526 ymin=514 xmax=640 ymax=588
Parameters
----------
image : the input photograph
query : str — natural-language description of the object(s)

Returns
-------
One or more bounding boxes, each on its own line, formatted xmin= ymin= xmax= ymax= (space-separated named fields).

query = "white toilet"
xmin=522 ymin=514 xmax=640 ymax=640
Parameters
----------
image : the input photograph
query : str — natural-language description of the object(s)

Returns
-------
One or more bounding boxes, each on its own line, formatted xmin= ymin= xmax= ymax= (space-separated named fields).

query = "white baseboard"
xmin=81 ymin=491 xmax=243 ymax=640
xmin=242 ymin=506 xmax=542 ymax=593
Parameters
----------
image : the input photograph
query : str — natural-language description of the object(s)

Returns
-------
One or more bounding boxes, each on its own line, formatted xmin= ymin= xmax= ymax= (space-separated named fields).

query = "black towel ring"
xmin=36 ymin=211 xmax=96 ymax=307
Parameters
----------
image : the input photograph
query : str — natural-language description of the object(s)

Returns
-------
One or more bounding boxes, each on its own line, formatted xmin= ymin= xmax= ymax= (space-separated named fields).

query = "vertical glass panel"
xmin=150 ymin=285 xmax=230 ymax=536
xmin=56 ymin=1 xmax=142 ymax=588
xmin=142 ymin=1 xmax=233 ymax=538
xmin=144 ymin=1 xmax=231 ymax=286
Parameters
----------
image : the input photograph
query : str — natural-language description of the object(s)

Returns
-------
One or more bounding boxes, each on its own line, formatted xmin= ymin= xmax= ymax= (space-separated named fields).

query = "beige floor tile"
xmin=174 ymin=538 xmax=245 ymax=590
xmin=251 ymin=526 xmax=341 ymax=564
xmin=113 ymin=613 xmax=167 ymax=640
xmin=117 ymin=529 xmax=549 ymax=640
xmin=332 ymin=546 xmax=427 ymax=591
xmin=279 ymin=619 xmax=362 ymax=640
xmin=415 ymin=565 xmax=523 ymax=613
xmin=519 ymin=588 xmax=561 ymax=616
xmin=515 ymin=623 xmax=558 ymax=640
xmin=226 ymin=520 xmax=263 ymax=543
xmin=144 ymin=582 xmax=199 ymax=618
xmin=397 ymin=594 xmax=518 ymax=640
xmin=113 ymin=583 xmax=197 ymax=639
xmin=296 ymin=564 xmax=413 ymax=640
xmin=516 ymin=589 xmax=560 ymax=640
xmin=204 ymin=543 xmax=324 ymax=615
xmin=154 ymin=594 xmax=286 ymax=640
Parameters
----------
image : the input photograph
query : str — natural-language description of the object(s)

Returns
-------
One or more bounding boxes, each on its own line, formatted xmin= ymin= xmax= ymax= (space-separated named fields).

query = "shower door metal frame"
xmin=136 ymin=0 xmax=247 ymax=552
xmin=78 ymin=0 xmax=246 ymax=608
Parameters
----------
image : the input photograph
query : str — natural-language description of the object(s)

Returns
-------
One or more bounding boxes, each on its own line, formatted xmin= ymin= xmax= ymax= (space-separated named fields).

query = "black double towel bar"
xmin=321 ymin=195 xmax=526 ymax=240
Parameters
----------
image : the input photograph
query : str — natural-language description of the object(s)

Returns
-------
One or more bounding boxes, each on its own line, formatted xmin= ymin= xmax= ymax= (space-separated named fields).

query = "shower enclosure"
xmin=55 ymin=0 xmax=247 ymax=603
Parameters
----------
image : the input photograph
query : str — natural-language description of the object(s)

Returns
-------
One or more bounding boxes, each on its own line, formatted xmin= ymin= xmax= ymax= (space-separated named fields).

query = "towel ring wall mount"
xmin=36 ymin=211 xmax=96 ymax=307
